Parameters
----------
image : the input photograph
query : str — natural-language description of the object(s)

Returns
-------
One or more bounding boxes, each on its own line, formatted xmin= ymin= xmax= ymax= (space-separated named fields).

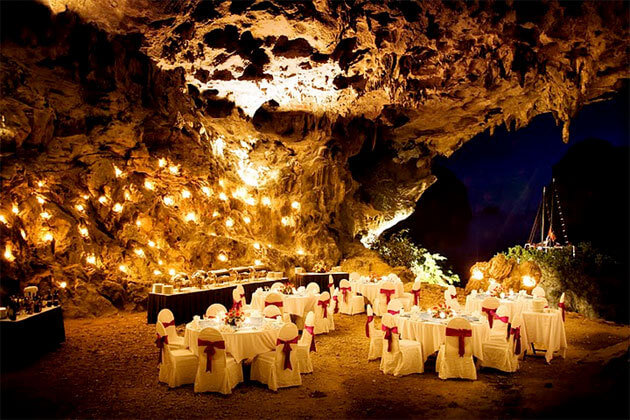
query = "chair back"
xmin=316 ymin=291 xmax=331 ymax=319
xmin=232 ymin=289 xmax=244 ymax=306
xmin=480 ymin=296 xmax=500 ymax=327
xmin=264 ymin=292 xmax=284 ymax=309
xmin=263 ymin=304 xmax=282 ymax=319
xmin=490 ymin=305 xmax=510 ymax=337
xmin=157 ymin=309 xmax=179 ymax=342
xmin=559 ymin=292 xmax=565 ymax=304
xmin=275 ymin=322 xmax=300 ymax=370
xmin=386 ymin=299 xmax=403 ymax=315
xmin=339 ymin=279 xmax=353 ymax=303
xmin=297 ymin=286 xmax=306 ymax=293
xmin=412 ymin=281 xmax=421 ymax=292
xmin=444 ymin=317 xmax=473 ymax=357
xmin=532 ymin=286 xmax=545 ymax=298
xmin=388 ymin=273 xmax=401 ymax=283
xmin=206 ymin=303 xmax=227 ymax=319
xmin=155 ymin=322 xmax=170 ymax=365
xmin=349 ymin=272 xmax=360 ymax=282
xmin=366 ymin=304 xmax=377 ymax=337
xmin=196 ymin=327 xmax=228 ymax=373
xmin=378 ymin=280 xmax=396 ymax=313
xmin=447 ymin=285 xmax=456 ymax=296
xmin=306 ymin=282 xmax=320 ymax=295
xmin=235 ymin=284 xmax=245 ymax=304
xmin=381 ymin=313 xmax=400 ymax=354
xmin=271 ymin=282 xmax=284 ymax=291
xmin=299 ymin=311 xmax=315 ymax=348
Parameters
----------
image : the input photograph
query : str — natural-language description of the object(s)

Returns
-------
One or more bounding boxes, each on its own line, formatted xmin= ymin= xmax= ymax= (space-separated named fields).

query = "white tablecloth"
xmin=351 ymin=281 xmax=405 ymax=305
xmin=465 ymin=294 xmax=533 ymax=322
xmin=522 ymin=310 xmax=567 ymax=363
xmin=394 ymin=314 xmax=490 ymax=361
xmin=184 ymin=322 xmax=281 ymax=362
xmin=250 ymin=291 xmax=319 ymax=317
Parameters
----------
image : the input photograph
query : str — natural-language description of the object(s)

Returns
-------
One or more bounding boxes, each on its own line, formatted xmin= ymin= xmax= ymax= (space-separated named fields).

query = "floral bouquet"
xmin=224 ymin=307 xmax=244 ymax=326
xmin=312 ymin=261 xmax=329 ymax=273
xmin=489 ymin=283 xmax=504 ymax=297
xmin=368 ymin=272 xmax=380 ymax=283
xmin=431 ymin=301 xmax=453 ymax=319
xmin=281 ymin=282 xmax=294 ymax=295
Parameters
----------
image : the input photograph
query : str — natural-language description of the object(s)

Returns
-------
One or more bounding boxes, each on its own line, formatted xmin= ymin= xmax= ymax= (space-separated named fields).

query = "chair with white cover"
xmin=386 ymin=299 xmax=403 ymax=316
xmin=436 ymin=317 xmax=477 ymax=380
xmin=157 ymin=308 xmax=185 ymax=348
xmin=444 ymin=285 xmax=461 ymax=311
xmin=206 ymin=304 xmax=227 ymax=319
xmin=251 ymin=322 xmax=302 ymax=391
xmin=297 ymin=311 xmax=315 ymax=374
xmin=328 ymin=288 xmax=337 ymax=331
xmin=264 ymin=292 xmax=290 ymax=322
xmin=366 ymin=304 xmax=384 ymax=361
xmin=338 ymin=279 xmax=365 ymax=315
xmin=231 ymin=288 xmax=246 ymax=311
xmin=532 ymin=286 xmax=546 ymax=298
xmin=263 ymin=304 xmax=283 ymax=320
xmin=328 ymin=275 xmax=335 ymax=294
xmin=313 ymin=291 xmax=331 ymax=334
xmin=374 ymin=281 xmax=396 ymax=316
xmin=410 ymin=281 xmax=422 ymax=307
xmin=156 ymin=322 xmax=198 ymax=387
xmin=379 ymin=313 xmax=423 ymax=376
xmin=305 ymin=282 xmax=320 ymax=295
xmin=234 ymin=284 xmax=248 ymax=309
xmin=194 ymin=327 xmax=243 ymax=394
xmin=480 ymin=305 xmax=519 ymax=372
xmin=271 ymin=282 xmax=285 ymax=291
xmin=558 ymin=292 xmax=566 ymax=322
xmin=480 ymin=297 xmax=500 ymax=329
xmin=349 ymin=272 xmax=360 ymax=282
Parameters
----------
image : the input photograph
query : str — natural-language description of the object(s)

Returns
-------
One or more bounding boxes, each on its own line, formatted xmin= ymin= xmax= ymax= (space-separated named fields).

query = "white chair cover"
xmin=410 ymin=281 xmax=422 ymax=307
xmin=435 ymin=318 xmax=477 ymax=380
xmin=156 ymin=323 xmax=197 ymax=387
xmin=366 ymin=304 xmax=384 ymax=361
xmin=558 ymin=292 xmax=566 ymax=322
xmin=379 ymin=313 xmax=423 ymax=376
xmin=234 ymin=284 xmax=247 ymax=308
xmin=328 ymin=288 xmax=337 ymax=331
xmin=306 ymin=282 xmax=320 ymax=295
xmin=386 ymin=299 xmax=403 ymax=316
xmin=374 ymin=281 xmax=395 ymax=316
xmin=480 ymin=297 xmax=500 ymax=328
xmin=264 ymin=292 xmax=290 ymax=322
xmin=338 ymin=279 xmax=365 ymax=315
xmin=157 ymin=308 xmax=185 ymax=348
xmin=349 ymin=272 xmax=360 ymax=282
xmin=532 ymin=286 xmax=546 ymax=298
xmin=263 ymin=305 xmax=282 ymax=319
xmin=271 ymin=282 xmax=285 ymax=291
xmin=194 ymin=327 xmax=243 ymax=394
xmin=313 ymin=291 xmax=331 ymax=334
xmin=481 ymin=307 xmax=519 ymax=373
xmin=445 ymin=286 xmax=461 ymax=311
xmin=297 ymin=311 xmax=315 ymax=374
xmin=206 ymin=304 xmax=227 ymax=319
xmin=251 ymin=322 xmax=302 ymax=391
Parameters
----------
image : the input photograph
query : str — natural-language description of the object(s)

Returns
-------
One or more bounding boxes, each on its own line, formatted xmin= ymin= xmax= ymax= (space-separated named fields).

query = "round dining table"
xmin=250 ymin=290 xmax=320 ymax=317
xmin=350 ymin=280 xmax=405 ymax=305
xmin=465 ymin=293 xmax=534 ymax=322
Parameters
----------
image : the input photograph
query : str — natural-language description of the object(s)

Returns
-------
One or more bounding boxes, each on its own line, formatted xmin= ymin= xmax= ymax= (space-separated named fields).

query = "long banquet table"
xmin=295 ymin=272 xmax=349 ymax=290
xmin=147 ymin=278 xmax=287 ymax=324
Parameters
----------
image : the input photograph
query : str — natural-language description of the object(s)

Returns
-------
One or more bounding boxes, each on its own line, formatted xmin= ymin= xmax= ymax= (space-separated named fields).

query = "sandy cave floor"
xmin=1 ymin=308 xmax=629 ymax=419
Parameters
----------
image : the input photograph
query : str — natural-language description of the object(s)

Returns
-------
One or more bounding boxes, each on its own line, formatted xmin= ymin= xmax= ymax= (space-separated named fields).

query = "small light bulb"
xmin=253 ymin=242 xmax=261 ymax=250
xmin=135 ymin=219 xmax=142 ymax=227
xmin=98 ymin=196 xmax=108 ymax=204
xmin=112 ymin=203 xmax=123 ymax=213
xmin=181 ymin=189 xmax=191 ymax=199
xmin=245 ymin=197 xmax=256 ymax=206
xmin=40 ymin=211 xmax=51 ymax=220
xmin=201 ymin=186 xmax=212 ymax=197
xmin=218 ymin=179 xmax=225 ymax=188
xmin=243 ymin=215 xmax=251 ymax=224
xmin=163 ymin=196 xmax=174 ymax=206
xmin=144 ymin=180 xmax=154 ymax=190
xmin=148 ymin=240 xmax=156 ymax=248
xmin=37 ymin=180 xmax=46 ymax=188
xmin=36 ymin=196 xmax=46 ymax=204
xmin=218 ymin=253 xmax=227 ymax=262
xmin=59 ymin=281 xmax=67 ymax=289
xmin=20 ymin=229 xmax=26 ymax=240
xmin=0 ymin=215 xmax=7 ymax=224
xmin=168 ymin=165 xmax=179 ymax=175
xmin=254 ymin=259 xmax=262 ymax=266
xmin=185 ymin=212 xmax=197 ymax=222
xmin=114 ymin=166 xmax=123 ymax=177
xmin=158 ymin=158 xmax=167 ymax=168
xmin=78 ymin=226 xmax=89 ymax=238
xmin=42 ymin=232 xmax=53 ymax=242
xmin=153 ymin=269 xmax=162 ymax=276
xmin=11 ymin=204 xmax=19 ymax=215
xmin=124 ymin=191 xmax=131 ymax=201
xmin=297 ymin=248 xmax=305 ymax=255
xmin=291 ymin=201 xmax=300 ymax=210
xmin=75 ymin=204 xmax=85 ymax=212
xmin=168 ymin=268 xmax=176 ymax=276
xmin=82 ymin=194 xmax=90 ymax=200
xmin=225 ymin=218 xmax=234 ymax=228
xmin=219 ymin=192 xmax=228 ymax=201
xmin=119 ymin=264 xmax=127 ymax=273
xmin=281 ymin=216 xmax=290 ymax=226
xmin=261 ymin=196 xmax=271 ymax=206
xmin=158 ymin=259 xmax=164 ymax=265
xmin=4 ymin=244 xmax=15 ymax=262
xmin=134 ymin=248 xmax=145 ymax=258
xmin=86 ymin=254 xmax=96 ymax=265
xmin=212 ymin=211 xmax=220 ymax=217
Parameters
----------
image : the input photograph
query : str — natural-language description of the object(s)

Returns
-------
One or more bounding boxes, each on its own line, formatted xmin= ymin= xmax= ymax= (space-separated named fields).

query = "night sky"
xmin=400 ymin=87 xmax=629 ymax=277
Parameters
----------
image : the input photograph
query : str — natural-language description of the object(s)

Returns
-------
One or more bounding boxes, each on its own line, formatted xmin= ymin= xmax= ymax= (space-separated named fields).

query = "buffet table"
xmin=295 ymin=272 xmax=349 ymax=290
xmin=147 ymin=278 xmax=286 ymax=324
xmin=0 ymin=306 xmax=65 ymax=369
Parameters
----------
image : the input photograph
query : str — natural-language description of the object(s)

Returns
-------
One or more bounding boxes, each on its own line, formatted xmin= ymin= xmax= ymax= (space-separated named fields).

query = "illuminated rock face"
xmin=0 ymin=1 xmax=628 ymax=314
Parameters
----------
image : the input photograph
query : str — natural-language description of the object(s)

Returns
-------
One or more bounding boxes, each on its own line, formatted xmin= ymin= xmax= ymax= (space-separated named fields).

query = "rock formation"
xmin=0 ymin=0 xmax=628 ymax=315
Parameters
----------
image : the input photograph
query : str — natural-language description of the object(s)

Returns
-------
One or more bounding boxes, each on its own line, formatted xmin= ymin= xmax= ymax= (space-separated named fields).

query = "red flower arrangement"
xmin=489 ymin=284 xmax=504 ymax=297
xmin=281 ymin=282 xmax=294 ymax=295
xmin=368 ymin=272 xmax=380 ymax=282
xmin=224 ymin=307 xmax=244 ymax=326
xmin=312 ymin=261 xmax=329 ymax=273
xmin=431 ymin=301 xmax=453 ymax=319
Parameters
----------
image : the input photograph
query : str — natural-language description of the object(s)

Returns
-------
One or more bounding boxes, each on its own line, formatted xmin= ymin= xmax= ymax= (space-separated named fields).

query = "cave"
xmin=0 ymin=1 xmax=628 ymax=418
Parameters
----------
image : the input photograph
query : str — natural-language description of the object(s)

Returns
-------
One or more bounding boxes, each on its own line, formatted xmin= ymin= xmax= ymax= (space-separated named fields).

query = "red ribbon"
xmin=332 ymin=295 xmax=339 ymax=314
xmin=265 ymin=301 xmax=283 ymax=308
xmin=381 ymin=325 xmax=398 ymax=352
xmin=340 ymin=286 xmax=351 ymax=303
xmin=318 ymin=299 xmax=330 ymax=318
xmin=366 ymin=315 xmax=374 ymax=338
xmin=411 ymin=289 xmax=420 ymax=306
xmin=445 ymin=327 xmax=472 ymax=357
xmin=481 ymin=307 xmax=496 ymax=328
xmin=380 ymin=288 xmax=395 ymax=304
xmin=231 ymin=300 xmax=242 ymax=311
xmin=558 ymin=302 xmax=565 ymax=322
xmin=510 ymin=326 xmax=522 ymax=355
xmin=162 ymin=319 xmax=176 ymax=328
xmin=277 ymin=336 xmax=299 ymax=370
xmin=197 ymin=339 xmax=225 ymax=372
xmin=265 ymin=314 xmax=281 ymax=319
xmin=304 ymin=325 xmax=316 ymax=352
xmin=387 ymin=309 xmax=399 ymax=315
xmin=450 ymin=294 xmax=457 ymax=300
xmin=155 ymin=334 xmax=168 ymax=364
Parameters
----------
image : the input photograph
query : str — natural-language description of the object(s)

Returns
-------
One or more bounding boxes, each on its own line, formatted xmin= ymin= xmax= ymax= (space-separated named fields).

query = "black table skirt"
xmin=295 ymin=272 xmax=349 ymax=291
xmin=0 ymin=306 xmax=65 ymax=370
xmin=147 ymin=278 xmax=287 ymax=324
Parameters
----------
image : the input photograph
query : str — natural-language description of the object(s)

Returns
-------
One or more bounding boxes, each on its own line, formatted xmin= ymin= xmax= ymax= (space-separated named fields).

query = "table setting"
xmin=350 ymin=275 xmax=405 ymax=305
xmin=250 ymin=285 xmax=320 ymax=317
xmin=465 ymin=289 xmax=534 ymax=322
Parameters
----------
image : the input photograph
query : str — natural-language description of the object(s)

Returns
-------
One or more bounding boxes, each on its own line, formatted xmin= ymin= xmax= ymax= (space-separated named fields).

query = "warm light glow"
xmin=40 ymin=211 xmax=51 ymax=220
xmin=134 ymin=248 xmax=145 ymax=258
xmin=213 ymin=136 xmax=225 ymax=158
xmin=86 ymin=254 xmax=96 ymax=265
xmin=4 ymin=244 xmax=15 ymax=262
xmin=59 ymin=281 xmax=67 ymax=289
xmin=42 ymin=232 xmax=54 ymax=242
xmin=78 ymin=226 xmax=89 ymax=238
xmin=185 ymin=212 xmax=197 ymax=223
xmin=244 ymin=196 xmax=256 ymax=206
xmin=82 ymin=194 xmax=90 ymax=200
xmin=153 ymin=269 xmax=162 ymax=276
xmin=281 ymin=216 xmax=291 ymax=226
xmin=11 ymin=204 xmax=19 ymax=215
xmin=163 ymin=196 xmax=174 ymax=206
xmin=148 ymin=240 xmax=156 ymax=248
xmin=181 ymin=189 xmax=191 ymax=199
xmin=201 ymin=186 xmax=212 ymax=197
xmin=168 ymin=165 xmax=179 ymax=175
xmin=360 ymin=208 xmax=414 ymax=247
xmin=119 ymin=264 xmax=128 ymax=273
xmin=20 ymin=229 xmax=26 ymax=240
xmin=261 ymin=196 xmax=271 ymax=206
xmin=98 ymin=196 xmax=108 ymax=204
xmin=522 ymin=275 xmax=536 ymax=288
xmin=233 ymin=187 xmax=247 ymax=200
xmin=37 ymin=180 xmax=46 ymax=188
xmin=218 ymin=179 xmax=225 ymax=188
xmin=124 ymin=191 xmax=131 ymax=201
xmin=114 ymin=165 xmax=123 ymax=177
xmin=243 ymin=215 xmax=251 ymax=224
xmin=254 ymin=259 xmax=262 ymax=266
xmin=158 ymin=158 xmax=167 ymax=168
xmin=212 ymin=211 xmax=220 ymax=217
xmin=225 ymin=218 xmax=234 ymax=228
xmin=36 ymin=196 xmax=46 ymax=204
xmin=218 ymin=253 xmax=228 ymax=262
xmin=471 ymin=268 xmax=484 ymax=281
xmin=219 ymin=192 xmax=228 ymax=201
xmin=253 ymin=242 xmax=261 ymax=250
xmin=112 ymin=203 xmax=123 ymax=213
xmin=75 ymin=204 xmax=85 ymax=212
xmin=297 ymin=248 xmax=305 ymax=255
xmin=168 ymin=268 xmax=176 ymax=276
xmin=0 ymin=215 xmax=7 ymax=225
xmin=135 ymin=219 xmax=142 ymax=227
xmin=144 ymin=180 xmax=155 ymax=190
xmin=158 ymin=259 xmax=164 ymax=265
xmin=291 ymin=201 xmax=300 ymax=210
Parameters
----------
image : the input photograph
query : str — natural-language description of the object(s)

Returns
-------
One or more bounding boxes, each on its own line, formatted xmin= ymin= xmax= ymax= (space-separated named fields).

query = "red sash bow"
xmin=380 ymin=288 xmax=395 ymax=304
xmin=340 ymin=287 xmax=351 ymax=303
xmin=510 ymin=326 xmax=522 ymax=355
xmin=277 ymin=336 xmax=299 ymax=370
xmin=197 ymin=339 xmax=225 ymax=372
xmin=558 ymin=302 xmax=565 ymax=322
xmin=481 ymin=307 xmax=496 ymax=328
xmin=155 ymin=334 xmax=168 ymax=364
xmin=161 ymin=319 xmax=176 ymax=328
xmin=411 ymin=289 xmax=421 ymax=306
xmin=381 ymin=325 xmax=398 ymax=352
xmin=332 ymin=295 xmax=339 ymax=314
xmin=232 ymin=300 xmax=242 ymax=311
xmin=318 ymin=299 xmax=330 ymax=318
xmin=450 ymin=294 xmax=457 ymax=300
xmin=387 ymin=309 xmax=399 ymax=315
xmin=366 ymin=315 xmax=374 ymax=338
xmin=265 ymin=314 xmax=281 ymax=319
xmin=445 ymin=327 xmax=472 ymax=357
xmin=304 ymin=325 xmax=316 ymax=352
xmin=265 ymin=301 xmax=283 ymax=308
